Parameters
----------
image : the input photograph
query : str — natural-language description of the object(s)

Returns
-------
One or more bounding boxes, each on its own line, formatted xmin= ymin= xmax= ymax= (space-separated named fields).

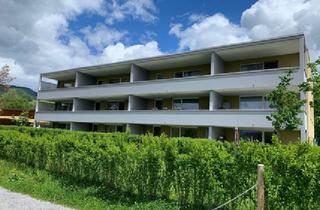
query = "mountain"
xmin=9 ymin=85 xmax=37 ymax=99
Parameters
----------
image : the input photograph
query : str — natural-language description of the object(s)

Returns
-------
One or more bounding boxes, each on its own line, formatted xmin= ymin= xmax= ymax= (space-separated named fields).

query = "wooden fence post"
xmin=257 ymin=164 xmax=265 ymax=210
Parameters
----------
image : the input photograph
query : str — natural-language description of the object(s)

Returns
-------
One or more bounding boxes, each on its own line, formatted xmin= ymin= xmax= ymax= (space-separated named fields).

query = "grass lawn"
xmin=0 ymin=159 xmax=180 ymax=210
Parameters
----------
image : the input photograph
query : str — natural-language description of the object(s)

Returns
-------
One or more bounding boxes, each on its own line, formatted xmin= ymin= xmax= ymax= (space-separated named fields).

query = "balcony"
xmin=37 ymin=68 xmax=301 ymax=100
xmin=35 ymin=109 xmax=274 ymax=129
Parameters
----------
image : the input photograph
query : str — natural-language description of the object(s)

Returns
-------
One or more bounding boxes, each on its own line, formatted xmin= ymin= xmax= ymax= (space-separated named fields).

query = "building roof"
xmin=41 ymin=33 xmax=305 ymax=80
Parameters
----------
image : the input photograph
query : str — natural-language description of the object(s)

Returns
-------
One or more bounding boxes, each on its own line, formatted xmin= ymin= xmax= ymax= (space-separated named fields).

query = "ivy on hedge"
xmin=0 ymin=125 xmax=319 ymax=209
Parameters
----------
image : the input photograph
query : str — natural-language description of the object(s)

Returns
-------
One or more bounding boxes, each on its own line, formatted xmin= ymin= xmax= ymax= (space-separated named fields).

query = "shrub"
xmin=0 ymin=125 xmax=319 ymax=209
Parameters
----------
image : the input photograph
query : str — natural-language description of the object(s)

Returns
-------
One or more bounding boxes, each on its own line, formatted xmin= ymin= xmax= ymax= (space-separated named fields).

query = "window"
xmin=264 ymin=61 xmax=278 ymax=69
xmin=174 ymin=72 xmax=184 ymax=78
xmin=240 ymin=63 xmax=264 ymax=71
xmin=55 ymin=102 xmax=73 ymax=111
xmin=171 ymin=128 xmax=180 ymax=137
xmin=107 ymin=101 xmax=125 ymax=110
xmin=222 ymin=102 xmax=231 ymax=109
xmin=171 ymin=127 xmax=198 ymax=138
xmin=116 ymin=125 xmax=124 ymax=132
xmin=240 ymin=130 xmax=262 ymax=142
xmin=181 ymin=128 xmax=197 ymax=138
xmin=240 ymin=61 xmax=279 ymax=71
xmin=109 ymin=78 xmax=121 ymax=84
xmin=153 ymin=127 xmax=161 ymax=136
xmin=155 ymin=99 xmax=163 ymax=110
xmin=95 ymin=102 xmax=101 ymax=110
xmin=264 ymin=132 xmax=273 ymax=144
xmin=174 ymin=70 xmax=200 ymax=78
xmin=240 ymin=96 xmax=263 ymax=109
xmin=173 ymin=98 xmax=199 ymax=110
xmin=156 ymin=74 xmax=164 ymax=80
xmin=184 ymin=71 xmax=200 ymax=77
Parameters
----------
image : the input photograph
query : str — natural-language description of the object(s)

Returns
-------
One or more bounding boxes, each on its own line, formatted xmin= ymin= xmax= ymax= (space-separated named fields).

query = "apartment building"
xmin=35 ymin=34 xmax=314 ymax=143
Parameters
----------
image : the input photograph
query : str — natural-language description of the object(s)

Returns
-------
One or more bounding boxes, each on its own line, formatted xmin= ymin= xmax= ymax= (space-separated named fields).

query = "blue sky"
xmin=69 ymin=0 xmax=258 ymax=53
xmin=0 ymin=0 xmax=318 ymax=89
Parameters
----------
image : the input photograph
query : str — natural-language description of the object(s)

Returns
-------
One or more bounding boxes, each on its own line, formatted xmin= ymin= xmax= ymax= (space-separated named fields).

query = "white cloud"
xmin=169 ymin=13 xmax=249 ymax=50
xmin=0 ymin=0 xmax=162 ymax=90
xmin=170 ymin=0 xmax=320 ymax=60
xmin=99 ymin=41 xmax=162 ymax=63
xmin=81 ymin=24 xmax=127 ymax=50
xmin=104 ymin=0 xmax=157 ymax=24
xmin=188 ymin=14 xmax=208 ymax=23
xmin=242 ymin=0 xmax=320 ymax=60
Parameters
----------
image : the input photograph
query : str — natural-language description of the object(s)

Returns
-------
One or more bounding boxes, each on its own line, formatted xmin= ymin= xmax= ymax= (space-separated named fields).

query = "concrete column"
xmin=209 ymin=91 xmax=222 ymax=110
xmin=211 ymin=53 xmax=224 ymax=75
xmin=70 ymin=122 xmax=91 ymax=131
xmin=73 ymin=98 xmax=95 ymax=111
xmin=299 ymin=36 xmax=307 ymax=142
xmin=75 ymin=72 xmax=97 ymax=87
xmin=128 ymin=95 xmax=147 ymax=111
xmin=38 ymin=75 xmax=42 ymax=91
xmin=208 ymin=126 xmax=223 ymax=139
xmin=130 ymin=64 xmax=148 ymax=82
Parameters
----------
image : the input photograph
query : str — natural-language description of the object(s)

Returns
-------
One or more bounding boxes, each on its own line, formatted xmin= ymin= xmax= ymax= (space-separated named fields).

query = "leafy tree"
xmin=0 ymin=65 xmax=14 ymax=108
xmin=11 ymin=111 xmax=29 ymax=126
xmin=305 ymin=57 xmax=320 ymax=138
xmin=266 ymin=70 xmax=306 ymax=133
xmin=0 ymin=89 xmax=35 ymax=110
xmin=0 ymin=65 xmax=13 ymax=89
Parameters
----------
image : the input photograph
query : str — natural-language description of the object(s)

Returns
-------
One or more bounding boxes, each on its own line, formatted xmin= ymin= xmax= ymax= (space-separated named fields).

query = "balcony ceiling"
xmin=42 ymin=34 xmax=303 ymax=81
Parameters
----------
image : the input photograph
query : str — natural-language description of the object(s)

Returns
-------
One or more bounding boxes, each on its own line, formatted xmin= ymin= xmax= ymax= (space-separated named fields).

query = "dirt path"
xmin=0 ymin=187 xmax=74 ymax=210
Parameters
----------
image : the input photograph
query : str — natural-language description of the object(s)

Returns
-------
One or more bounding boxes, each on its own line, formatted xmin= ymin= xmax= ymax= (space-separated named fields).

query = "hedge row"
xmin=0 ymin=126 xmax=319 ymax=209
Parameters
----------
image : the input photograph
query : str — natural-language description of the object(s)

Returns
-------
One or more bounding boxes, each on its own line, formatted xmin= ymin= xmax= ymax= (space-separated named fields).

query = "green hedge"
xmin=0 ymin=125 xmax=319 ymax=209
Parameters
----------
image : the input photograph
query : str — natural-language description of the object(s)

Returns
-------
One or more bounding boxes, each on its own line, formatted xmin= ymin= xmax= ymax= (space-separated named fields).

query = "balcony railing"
xmin=37 ymin=68 xmax=301 ymax=100
xmin=35 ymin=109 xmax=274 ymax=128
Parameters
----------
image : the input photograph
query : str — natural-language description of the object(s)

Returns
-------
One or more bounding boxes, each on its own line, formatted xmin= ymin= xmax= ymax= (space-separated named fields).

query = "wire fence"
xmin=211 ymin=183 xmax=257 ymax=210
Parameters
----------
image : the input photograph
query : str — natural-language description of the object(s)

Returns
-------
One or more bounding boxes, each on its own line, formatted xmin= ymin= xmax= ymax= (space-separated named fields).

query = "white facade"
xmin=35 ymin=34 xmax=309 ymax=142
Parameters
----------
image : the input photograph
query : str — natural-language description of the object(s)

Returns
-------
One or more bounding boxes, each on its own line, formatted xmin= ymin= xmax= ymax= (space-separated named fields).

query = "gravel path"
xmin=0 ymin=187 xmax=74 ymax=210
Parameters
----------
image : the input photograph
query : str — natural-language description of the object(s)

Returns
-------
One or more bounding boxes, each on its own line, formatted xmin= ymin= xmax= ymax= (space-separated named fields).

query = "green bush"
xmin=0 ymin=125 xmax=319 ymax=209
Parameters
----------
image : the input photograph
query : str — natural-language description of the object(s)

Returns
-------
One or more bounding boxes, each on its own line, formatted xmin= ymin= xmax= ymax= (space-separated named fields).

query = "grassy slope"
xmin=0 ymin=159 xmax=179 ymax=210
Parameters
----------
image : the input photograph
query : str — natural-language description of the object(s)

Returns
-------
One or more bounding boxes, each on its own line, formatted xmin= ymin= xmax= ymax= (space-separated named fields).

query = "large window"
xmin=240 ymin=130 xmax=262 ymax=142
xmin=240 ymin=61 xmax=278 ymax=72
xmin=171 ymin=127 xmax=198 ymax=138
xmin=173 ymin=98 xmax=199 ymax=110
xmin=174 ymin=70 xmax=200 ymax=78
xmin=240 ymin=130 xmax=274 ymax=143
xmin=240 ymin=96 xmax=270 ymax=109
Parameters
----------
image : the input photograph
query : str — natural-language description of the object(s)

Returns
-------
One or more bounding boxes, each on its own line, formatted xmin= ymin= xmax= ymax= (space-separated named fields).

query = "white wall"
xmin=130 ymin=64 xmax=148 ymax=82
xmin=209 ymin=91 xmax=223 ymax=110
xmin=75 ymin=72 xmax=97 ymax=87
xmin=37 ymin=101 xmax=55 ymax=111
xmin=211 ymin=53 xmax=224 ymax=75
xmin=208 ymin=126 xmax=224 ymax=139
xmin=73 ymin=98 xmax=95 ymax=111
xmin=128 ymin=95 xmax=148 ymax=110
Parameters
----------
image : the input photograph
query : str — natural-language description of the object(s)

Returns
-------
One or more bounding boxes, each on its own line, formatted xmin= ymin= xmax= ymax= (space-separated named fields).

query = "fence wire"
xmin=211 ymin=184 xmax=256 ymax=210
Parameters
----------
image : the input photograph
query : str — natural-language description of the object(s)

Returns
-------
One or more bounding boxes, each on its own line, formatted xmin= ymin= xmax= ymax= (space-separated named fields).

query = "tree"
xmin=0 ymin=65 xmax=13 ymax=90
xmin=305 ymin=57 xmax=320 ymax=139
xmin=266 ymin=70 xmax=306 ymax=133
xmin=0 ymin=65 xmax=14 ymax=109
xmin=11 ymin=111 xmax=29 ymax=126
xmin=0 ymin=89 xmax=35 ymax=110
